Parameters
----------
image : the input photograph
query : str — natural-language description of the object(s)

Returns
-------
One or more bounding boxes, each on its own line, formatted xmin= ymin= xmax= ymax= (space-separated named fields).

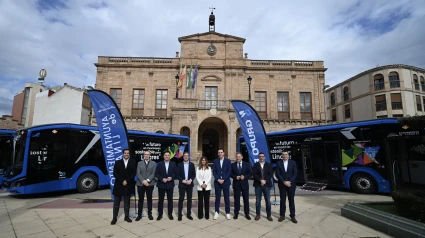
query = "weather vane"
xmin=209 ymin=6 xmax=215 ymax=13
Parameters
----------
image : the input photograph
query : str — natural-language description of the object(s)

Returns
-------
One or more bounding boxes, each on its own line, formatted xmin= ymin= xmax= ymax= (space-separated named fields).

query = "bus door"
xmin=290 ymin=144 xmax=307 ymax=183
xmin=324 ymin=142 xmax=343 ymax=185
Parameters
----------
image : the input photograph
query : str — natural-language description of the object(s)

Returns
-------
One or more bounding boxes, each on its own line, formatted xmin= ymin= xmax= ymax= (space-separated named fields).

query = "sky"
xmin=0 ymin=0 xmax=424 ymax=117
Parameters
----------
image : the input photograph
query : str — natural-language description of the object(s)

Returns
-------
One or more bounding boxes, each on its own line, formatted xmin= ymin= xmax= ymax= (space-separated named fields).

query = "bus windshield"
xmin=13 ymin=130 xmax=27 ymax=167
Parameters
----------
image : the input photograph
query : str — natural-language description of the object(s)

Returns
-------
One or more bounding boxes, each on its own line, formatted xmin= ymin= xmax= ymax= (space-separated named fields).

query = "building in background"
xmin=93 ymin=12 xmax=327 ymax=160
xmin=11 ymin=82 xmax=46 ymax=127
xmin=325 ymin=64 xmax=425 ymax=123
xmin=32 ymin=83 xmax=91 ymax=126
xmin=0 ymin=115 xmax=23 ymax=129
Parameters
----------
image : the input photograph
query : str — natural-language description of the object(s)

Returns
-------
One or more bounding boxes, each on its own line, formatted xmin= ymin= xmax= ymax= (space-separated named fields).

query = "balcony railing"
xmin=391 ymin=102 xmax=403 ymax=110
xmin=197 ymin=100 xmax=229 ymax=110
xmin=376 ymin=102 xmax=387 ymax=111
xmin=390 ymin=81 xmax=400 ymax=88
xmin=374 ymin=83 xmax=385 ymax=91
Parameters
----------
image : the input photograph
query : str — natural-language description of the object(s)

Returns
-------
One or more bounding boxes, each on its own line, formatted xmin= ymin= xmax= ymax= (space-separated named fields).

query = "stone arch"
xmin=180 ymin=126 xmax=190 ymax=137
xmin=198 ymin=117 xmax=229 ymax=161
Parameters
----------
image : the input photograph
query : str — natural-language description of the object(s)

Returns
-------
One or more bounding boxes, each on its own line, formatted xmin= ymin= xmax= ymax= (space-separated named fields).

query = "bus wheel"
xmin=77 ymin=173 xmax=98 ymax=193
xmin=350 ymin=173 xmax=377 ymax=194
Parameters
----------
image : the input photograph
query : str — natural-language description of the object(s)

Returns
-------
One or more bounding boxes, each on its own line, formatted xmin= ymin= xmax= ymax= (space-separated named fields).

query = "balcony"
xmin=390 ymin=81 xmax=400 ymax=88
xmin=197 ymin=100 xmax=229 ymax=110
xmin=376 ymin=102 xmax=387 ymax=111
xmin=374 ymin=83 xmax=385 ymax=91
xmin=391 ymin=102 xmax=403 ymax=110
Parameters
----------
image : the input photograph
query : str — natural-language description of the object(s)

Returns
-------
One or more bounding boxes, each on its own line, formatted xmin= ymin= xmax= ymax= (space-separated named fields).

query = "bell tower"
xmin=209 ymin=6 xmax=215 ymax=32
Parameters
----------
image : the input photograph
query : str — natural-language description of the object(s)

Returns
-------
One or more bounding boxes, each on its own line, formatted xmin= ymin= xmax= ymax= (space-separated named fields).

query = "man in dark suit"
xmin=212 ymin=148 xmax=232 ymax=220
xmin=177 ymin=152 xmax=196 ymax=221
xmin=231 ymin=152 xmax=252 ymax=220
xmin=252 ymin=152 xmax=273 ymax=221
xmin=155 ymin=151 xmax=177 ymax=220
xmin=276 ymin=151 xmax=298 ymax=223
xmin=135 ymin=151 xmax=156 ymax=221
xmin=111 ymin=149 xmax=137 ymax=225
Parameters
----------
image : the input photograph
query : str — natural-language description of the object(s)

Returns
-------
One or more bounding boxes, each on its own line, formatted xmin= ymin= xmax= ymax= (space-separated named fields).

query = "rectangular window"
xmin=375 ymin=95 xmax=386 ymax=111
xmin=330 ymin=93 xmax=335 ymax=106
xmin=277 ymin=92 xmax=289 ymax=119
xmin=332 ymin=109 xmax=336 ymax=121
xmin=205 ymin=86 xmax=218 ymax=109
xmin=255 ymin=91 xmax=267 ymax=118
xmin=300 ymin=92 xmax=312 ymax=119
xmin=344 ymin=104 xmax=350 ymax=119
xmin=132 ymin=89 xmax=145 ymax=116
xmin=390 ymin=93 xmax=402 ymax=110
xmin=110 ymin=88 xmax=122 ymax=108
xmin=416 ymin=95 xmax=422 ymax=111
xmin=155 ymin=89 xmax=168 ymax=116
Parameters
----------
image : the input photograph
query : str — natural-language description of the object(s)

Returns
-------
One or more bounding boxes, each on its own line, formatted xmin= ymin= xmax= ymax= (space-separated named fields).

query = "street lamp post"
xmin=247 ymin=76 xmax=252 ymax=100
xmin=323 ymin=84 xmax=330 ymax=124
xmin=175 ymin=74 xmax=179 ymax=99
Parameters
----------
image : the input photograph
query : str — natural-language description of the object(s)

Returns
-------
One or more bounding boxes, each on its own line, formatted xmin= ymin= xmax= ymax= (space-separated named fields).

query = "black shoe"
xmin=168 ymin=215 xmax=174 ymax=220
xmin=198 ymin=215 xmax=203 ymax=219
xmin=267 ymin=216 xmax=273 ymax=221
xmin=245 ymin=214 xmax=251 ymax=220
xmin=124 ymin=217 xmax=132 ymax=223
xmin=135 ymin=216 xmax=142 ymax=221
xmin=157 ymin=216 xmax=162 ymax=221
xmin=178 ymin=216 xmax=182 ymax=221
xmin=111 ymin=217 xmax=117 ymax=225
xmin=148 ymin=214 xmax=154 ymax=220
xmin=233 ymin=214 xmax=238 ymax=219
xmin=187 ymin=215 xmax=193 ymax=220
xmin=205 ymin=215 xmax=209 ymax=220
xmin=291 ymin=216 xmax=298 ymax=223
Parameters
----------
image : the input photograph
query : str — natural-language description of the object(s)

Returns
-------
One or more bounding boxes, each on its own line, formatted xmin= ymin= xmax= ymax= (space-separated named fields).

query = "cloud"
xmin=0 ymin=0 xmax=424 ymax=117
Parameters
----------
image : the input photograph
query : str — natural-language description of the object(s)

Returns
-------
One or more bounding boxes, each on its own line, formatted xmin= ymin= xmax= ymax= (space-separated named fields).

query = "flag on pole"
xmin=177 ymin=63 xmax=183 ymax=88
xmin=191 ymin=63 xmax=198 ymax=90
xmin=179 ymin=63 xmax=186 ymax=89
xmin=186 ymin=63 xmax=193 ymax=89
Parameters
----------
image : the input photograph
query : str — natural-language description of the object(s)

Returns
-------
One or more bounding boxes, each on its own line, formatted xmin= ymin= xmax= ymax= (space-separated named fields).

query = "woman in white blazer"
xmin=196 ymin=156 xmax=212 ymax=219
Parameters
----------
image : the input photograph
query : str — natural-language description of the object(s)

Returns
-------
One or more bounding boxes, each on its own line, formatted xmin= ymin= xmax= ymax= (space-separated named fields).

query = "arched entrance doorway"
xmin=198 ymin=117 xmax=228 ymax=161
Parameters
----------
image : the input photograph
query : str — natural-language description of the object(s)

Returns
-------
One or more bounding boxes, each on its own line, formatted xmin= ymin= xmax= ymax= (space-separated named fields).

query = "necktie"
xmin=238 ymin=163 xmax=241 ymax=174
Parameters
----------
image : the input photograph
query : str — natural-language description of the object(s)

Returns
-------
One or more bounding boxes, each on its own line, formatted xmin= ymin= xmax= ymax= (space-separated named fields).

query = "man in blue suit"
xmin=176 ymin=152 xmax=196 ymax=221
xmin=231 ymin=152 xmax=252 ymax=220
xmin=155 ymin=151 xmax=177 ymax=221
xmin=276 ymin=151 xmax=298 ymax=223
xmin=213 ymin=148 xmax=232 ymax=220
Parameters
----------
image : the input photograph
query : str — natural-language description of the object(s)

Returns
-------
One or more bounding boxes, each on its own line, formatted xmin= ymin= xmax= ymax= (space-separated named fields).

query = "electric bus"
xmin=2 ymin=123 xmax=189 ymax=195
xmin=0 ymin=130 xmax=14 ymax=188
xmin=238 ymin=118 xmax=425 ymax=194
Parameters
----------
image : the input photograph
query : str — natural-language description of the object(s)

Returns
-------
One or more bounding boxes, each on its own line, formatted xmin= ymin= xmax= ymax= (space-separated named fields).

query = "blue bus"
xmin=0 ymin=129 xmax=14 ymax=188
xmin=2 ymin=123 xmax=189 ymax=195
xmin=238 ymin=118 xmax=425 ymax=194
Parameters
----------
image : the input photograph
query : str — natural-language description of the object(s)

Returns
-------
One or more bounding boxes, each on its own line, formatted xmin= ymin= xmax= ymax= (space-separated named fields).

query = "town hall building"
xmin=93 ymin=11 xmax=327 ymax=161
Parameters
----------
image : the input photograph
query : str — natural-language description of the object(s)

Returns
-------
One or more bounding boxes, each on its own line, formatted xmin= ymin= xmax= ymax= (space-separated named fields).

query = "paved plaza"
xmin=0 ymin=186 xmax=394 ymax=238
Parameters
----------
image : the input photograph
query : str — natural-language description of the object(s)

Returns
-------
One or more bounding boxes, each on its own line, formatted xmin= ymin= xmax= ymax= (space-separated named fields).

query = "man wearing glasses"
xmin=252 ymin=152 xmax=273 ymax=221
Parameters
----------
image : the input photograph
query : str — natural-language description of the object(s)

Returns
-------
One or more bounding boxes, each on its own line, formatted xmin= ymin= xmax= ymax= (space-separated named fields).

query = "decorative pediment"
xmin=201 ymin=75 xmax=222 ymax=82
xmin=178 ymin=32 xmax=246 ymax=43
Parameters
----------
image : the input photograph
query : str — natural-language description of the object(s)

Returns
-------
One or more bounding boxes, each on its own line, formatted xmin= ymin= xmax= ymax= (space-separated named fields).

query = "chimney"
xmin=244 ymin=53 xmax=248 ymax=59
xmin=176 ymin=52 xmax=179 ymax=58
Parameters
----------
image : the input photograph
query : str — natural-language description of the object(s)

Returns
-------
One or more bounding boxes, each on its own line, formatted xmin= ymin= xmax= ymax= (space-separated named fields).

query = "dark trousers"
xmin=214 ymin=183 xmax=230 ymax=213
xmin=113 ymin=195 xmax=130 ymax=218
xmin=198 ymin=190 xmax=210 ymax=218
xmin=234 ymin=186 xmax=250 ymax=215
xmin=137 ymin=185 xmax=154 ymax=216
xmin=178 ymin=187 xmax=193 ymax=216
xmin=158 ymin=188 xmax=174 ymax=216
xmin=255 ymin=186 xmax=271 ymax=216
xmin=278 ymin=184 xmax=296 ymax=217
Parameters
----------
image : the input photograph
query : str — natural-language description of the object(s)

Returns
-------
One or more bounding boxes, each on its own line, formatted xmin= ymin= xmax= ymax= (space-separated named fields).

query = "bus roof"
xmin=0 ymin=129 xmax=14 ymax=134
xmin=238 ymin=118 xmax=400 ymax=140
xmin=15 ymin=123 xmax=188 ymax=139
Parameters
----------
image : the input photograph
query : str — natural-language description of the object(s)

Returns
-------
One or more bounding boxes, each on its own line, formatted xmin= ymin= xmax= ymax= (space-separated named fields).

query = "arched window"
xmin=330 ymin=92 xmax=335 ymax=106
xmin=343 ymin=87 xmax=349 ymax=101
xmin=179 ymin=127 xmax=190 ymax=137
xmin=389 ymin=72 xmax=400 ymax=88
xmin=156 ymin=130 xmax=165 ymax=134
xmin=374 ymin=74 xmax=384 ymax=91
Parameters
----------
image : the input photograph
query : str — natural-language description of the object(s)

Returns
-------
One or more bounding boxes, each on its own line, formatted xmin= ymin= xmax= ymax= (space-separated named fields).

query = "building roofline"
xmin=326 ymin=64 xmax=425 ymax=91
xmin=178 ymin=31 xmax=246 ymax=43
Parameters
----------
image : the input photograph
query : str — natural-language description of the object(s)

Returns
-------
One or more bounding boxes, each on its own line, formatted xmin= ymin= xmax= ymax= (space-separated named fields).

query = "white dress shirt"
xmin=220 ymin=158 xmax=224 ymax=168
xmin=283 ymin=160 xmax=288 ymax=172
xmin=124 ymin=158 xmax=129 ymax=169
xmin=164 ymin=161 xmax=169 ymax=173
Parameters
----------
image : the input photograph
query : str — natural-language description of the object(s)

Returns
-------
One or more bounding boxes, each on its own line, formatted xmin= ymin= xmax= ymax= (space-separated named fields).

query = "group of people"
xmin=111 ymin=148 xmax=298 ymax=225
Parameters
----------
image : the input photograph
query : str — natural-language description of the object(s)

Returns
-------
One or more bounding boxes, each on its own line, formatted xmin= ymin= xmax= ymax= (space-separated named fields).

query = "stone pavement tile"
xmin=56 ymin=230 xmax=98 ymax=238
xmin=220 ymin=217 xmax=252 ymax=229
xmin=279 ymin=213 xmax=326 ymax=235
xmin=14 ymin=224 xmax=50 ymax=237
xmin=51 ymin=224 xmax=88 ymax=237
xmin=43 ymin=215 xmax=75 ymax=225
xmin=304 ymin=213 xmax=350 ymax=238
xmin=9 ymin=212 xmax=39 ymax=224
xmin=0 ymin=215 xmax=12 ymax=227
xmin=91 ymin=225 xmax=138 ymax=238
xmin=203 ymin=223 xmax=235 ymax=236
xmin=47 ymin=219 xmax=79 ymax=230
xmin=12 ymin=219 xmax=45 ymax=230
xmin=81 ymin=219 xmax=110 ymax=230
xmin=151 ymin=219 xmax=180 ymax=229
xmin=0 ymin=224 xmax=14 ymax=233
xmin=239 ymin=222 xmax=276 ymax=235
xmin=254 ymin=216 xmax=287 ymax=228
xmin=75 ymin=214 xmax=105 ymax=224
xmin=141 ymin=229 xmax=180 ymax=238
xmin=300 ymin=235 xmax=317 ymax=238
xmin=20 ymin=230 xmax=58 ymax=238
xmin=129 ymin=223 xmax=162 ymax=236
xmin=224 ymin=228 xmax=268 ymax=238
xmin=2 ymin=230 xmax=16 ymax=238
xmin=264 ymin=229 xmax=303 ymax=238
xmin=184 ymin=218 xmax=215 ymax=229
xmin=341 ymin=234 xmax=358 ymax=238
xmin=165 ymin=223 xmax=200 ymax=236
xmin=64 ymin=209 xmax=96 ymax=219
xmin=182 ymin=229 xmax=221 ymax=238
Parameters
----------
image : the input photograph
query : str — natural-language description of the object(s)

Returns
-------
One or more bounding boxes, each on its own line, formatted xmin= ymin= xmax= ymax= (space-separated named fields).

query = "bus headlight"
xmin=11 ymin=179 xmax=26 ymax=188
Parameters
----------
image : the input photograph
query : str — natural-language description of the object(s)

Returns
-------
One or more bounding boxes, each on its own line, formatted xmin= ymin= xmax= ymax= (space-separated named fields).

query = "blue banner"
xmin=231 ymin=100 xmax=271 ymax=165
xmin=87 ymin=89 xmax=130 ymax=200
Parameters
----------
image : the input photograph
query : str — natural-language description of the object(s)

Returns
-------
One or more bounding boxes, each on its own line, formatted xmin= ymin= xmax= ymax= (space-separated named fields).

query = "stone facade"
xmin=94 ymin=18 xmax=327 ymax=161
xmin=0 ymin=115 xmax=23 ymax=130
